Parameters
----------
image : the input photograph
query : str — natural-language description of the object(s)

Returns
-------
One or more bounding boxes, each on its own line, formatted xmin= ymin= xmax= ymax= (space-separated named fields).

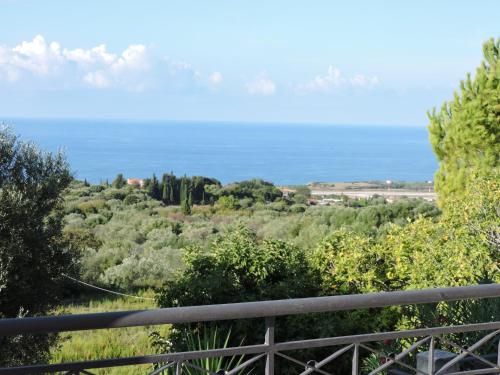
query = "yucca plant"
xmin=150 ymin=326 xmax=253 ymax=374
xmin=361 ymin=353 xmax=388 ymax=375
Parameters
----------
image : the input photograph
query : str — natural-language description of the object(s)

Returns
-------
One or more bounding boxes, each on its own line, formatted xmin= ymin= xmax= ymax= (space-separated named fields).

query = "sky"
xmin=0 ymin=0 xmax=498 ymax=126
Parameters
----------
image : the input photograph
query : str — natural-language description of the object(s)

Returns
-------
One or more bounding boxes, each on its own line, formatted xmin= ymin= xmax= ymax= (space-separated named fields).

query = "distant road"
xmin=311 ymin=189 xmax=437 ymax=201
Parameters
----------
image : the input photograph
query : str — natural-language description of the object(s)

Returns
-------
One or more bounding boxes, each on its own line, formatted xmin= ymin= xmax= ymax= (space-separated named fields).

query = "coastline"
xmin=310 ymin=188 xmax=437 ymax=201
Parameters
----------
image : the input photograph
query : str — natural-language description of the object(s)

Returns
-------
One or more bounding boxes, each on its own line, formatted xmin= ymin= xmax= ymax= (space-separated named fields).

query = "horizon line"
xmin=2 ymin=116 xmax=426 ymax=128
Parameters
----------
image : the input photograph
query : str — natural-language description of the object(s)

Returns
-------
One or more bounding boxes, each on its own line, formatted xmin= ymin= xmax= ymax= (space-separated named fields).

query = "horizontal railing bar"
xmin=274 ymin=321 xmax=500 ymax=352
xmin=0 ymin=344 xmax=270 ymax=374
xmin=446 ymin=370 xmax=500 ymax=374
xmin=2 ymin=322 xmax=499 ymax=375
xmin=0 ymin=284 xmax=499 ymax=336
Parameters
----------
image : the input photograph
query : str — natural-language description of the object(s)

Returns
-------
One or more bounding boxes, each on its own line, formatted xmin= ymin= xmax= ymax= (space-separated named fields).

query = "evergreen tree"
xmin=149 ymin=174 xmax=161 ymax=200
xmin=179 ymin=178 xmax=185 ymax=202
xmin=162 ymin=178 xmax=169 ymax=204
xmin=170 ymin=179 xmax=175 ymax=204
xmin=170 ymin=172 xmax=181 ymax=204
xmin=112 ymin=173 xmax=126 ymax=188
xmin=428 ymin=38 xmax=500 ymax=205
xmin=180 ymin=177 xmax=191 ymax=214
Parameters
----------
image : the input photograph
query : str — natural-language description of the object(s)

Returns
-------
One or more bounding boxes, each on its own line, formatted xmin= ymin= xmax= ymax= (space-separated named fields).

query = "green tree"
xmin=291 ymin=186 xmax=311 ymax=204
xmin=164 ymin=172 xmax=176 ymax=204
xmin=162 ymin=179 xmax=169 ymax=204
xmin=0 ymin=127 xmax=76 ymax=366
xmin=180 ymin=177 xmax=191 ymax=214
xmin=169 ymin=178 xmax=175 ymax=203
xmin=219 ymin=179 xmax=282 ymax=203
xmin=311 ymin=171 xmax=499 ymax=337
xmin=155 ymin=225 xmax=394 ymax=374
xmin=156 ymin=225 xmax=320 ymax=369
xmin=148 ymin=174 xmax=161 ymax=200
xmin=428 ymin=38 xmax=500 ymax=204
xmin=111 ymin=173 xmax=126 ymax=188
xmin=217 ymin=195 xmax=240 ymax=210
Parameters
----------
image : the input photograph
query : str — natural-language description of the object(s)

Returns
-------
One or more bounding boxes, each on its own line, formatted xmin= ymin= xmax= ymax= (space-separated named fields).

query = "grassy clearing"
xmin=50 ymin=291 xmax=170 ymax=374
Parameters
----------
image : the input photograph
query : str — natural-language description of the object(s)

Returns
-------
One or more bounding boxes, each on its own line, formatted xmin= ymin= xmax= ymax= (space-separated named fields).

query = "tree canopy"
xmin=428 ymin=38 xmax=499 ymax=204
xmin=0 ymin=127 xmax=75 ymax=366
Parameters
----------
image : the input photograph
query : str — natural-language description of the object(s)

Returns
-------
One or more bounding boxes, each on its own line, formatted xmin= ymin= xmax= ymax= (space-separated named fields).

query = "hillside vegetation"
xmin=61 ymin=179 xmax=439 ymax=291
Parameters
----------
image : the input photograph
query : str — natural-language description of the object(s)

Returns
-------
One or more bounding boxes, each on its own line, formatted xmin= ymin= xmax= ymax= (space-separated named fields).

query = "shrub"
xmin=85 ymin=214 xmax=108 ymax=227
xmin=104 ymin=188 xmax=127 ymax=201
xmin=217 ymin=195 xmax=240 ymax=210
xmin=123 ymin=194 xmax=141 ymax=205
xmin=156 ymin=225 xmax=320 ymax=349
xmin=77 ymin=199 xmax=108 ymax=215
xmin=101 ymin=246 xmax=182 ymax=288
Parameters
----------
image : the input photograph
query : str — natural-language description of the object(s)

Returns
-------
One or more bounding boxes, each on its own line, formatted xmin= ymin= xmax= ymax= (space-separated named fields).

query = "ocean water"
xmin=7 ymin=119 xmax=437 ymax=185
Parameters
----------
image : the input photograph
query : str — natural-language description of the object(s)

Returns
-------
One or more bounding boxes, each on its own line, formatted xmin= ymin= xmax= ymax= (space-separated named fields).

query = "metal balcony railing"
xmin=0 ymin=284 xmax=499 ymax=374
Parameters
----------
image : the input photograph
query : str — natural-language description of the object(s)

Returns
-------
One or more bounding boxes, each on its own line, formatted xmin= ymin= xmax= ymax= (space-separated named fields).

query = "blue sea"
xmin=7 ymin=119 xmax=437 ymax=185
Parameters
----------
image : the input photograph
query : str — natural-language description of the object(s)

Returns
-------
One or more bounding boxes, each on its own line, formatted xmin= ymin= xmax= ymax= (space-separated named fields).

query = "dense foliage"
xmin=156 ymin=225 xmax=320 ymax=347
xmin=313 ymin=172 xmax=499 ymax=295
xmin=428 ymin=38 xmax=499 ymax=204
xmin=313 ymin=171 xmax=499 ymax=321
xmin=60 ymin=179 xmax=438 ymax=291
xmin=208 ymin=179 xmax=283 ymax=203
xmin=141 ymin=173 xmax=221 ymax=206
xmin=0 ymin=127 xmax=74 ymax=366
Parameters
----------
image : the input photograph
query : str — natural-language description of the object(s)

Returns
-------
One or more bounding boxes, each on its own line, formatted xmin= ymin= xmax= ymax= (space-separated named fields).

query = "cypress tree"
xmin=180 ymin=177 xmax=191 ymax=215
xmin=149 ymin=174 xmax=161 ymax=200
xmin=169 ymin=176 xmax=175 ymax=204
xmin=161 ymin=174 xmax=171 ymax=204
xmin=162 ymin=181 xmax=169 ymax=204
xmin=170 ymin=172 xmax=178 ymax=204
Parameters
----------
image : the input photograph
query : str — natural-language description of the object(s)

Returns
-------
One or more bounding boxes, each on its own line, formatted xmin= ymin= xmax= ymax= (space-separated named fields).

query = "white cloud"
xmin=111 ymin=44 xmax=149 ymax=73
xmin=7 ymin=35 xmax=65 ymax=76
xmin=83 ymin=71 xmax=110 ymax=88
xmin=245 ymin=75 xmax=276 ymax=95
xmin=297 ymin=65 xmax=379 ymax=93
xmin=0 ymin=35 xmax=217 ymax=91
xmin=209 ymin=71 xmax=222 ymax=85
xmin=64 ymin=44 xmax=116 ymax=66
xmin=305 ymin=66 xmax=342 ymax=92
xmin=349 ymin=74 xmax=379 ymax=87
